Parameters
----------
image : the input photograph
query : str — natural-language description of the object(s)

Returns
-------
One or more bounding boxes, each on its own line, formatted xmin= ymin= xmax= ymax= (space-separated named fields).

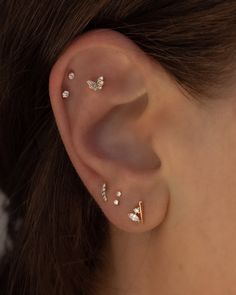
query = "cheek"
xmin=153 ymin=101 xmax=236 ymax=200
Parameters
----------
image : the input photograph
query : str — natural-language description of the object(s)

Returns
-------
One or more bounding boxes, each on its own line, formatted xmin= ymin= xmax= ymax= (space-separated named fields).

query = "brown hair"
xmin=0 ymin=1 xmax=236 ymax=294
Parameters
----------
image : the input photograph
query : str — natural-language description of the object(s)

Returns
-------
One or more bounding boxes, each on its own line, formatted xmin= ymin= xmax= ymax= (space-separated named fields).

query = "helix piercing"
xmin=101 ymin=183 xmax=108 ymax=202
xmin=62 ymin=90 xmax=70 ymax=99
xmin=128 ymin=201 xmax=144 ymax=224
xmin=114 ymin=191 xmax=122 ymax=206
xmin=87 ymin=76 xmax=104 ymax=91
xmin=68 ymin=72 xmax=75 ymax=80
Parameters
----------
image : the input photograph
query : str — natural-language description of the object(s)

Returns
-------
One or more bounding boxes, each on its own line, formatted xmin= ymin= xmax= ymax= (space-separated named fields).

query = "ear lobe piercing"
xmin=87 ymin=76 xmax=104 ymax=91
xmin=101 ymin=183 xmax=108 ymax=202
xmin=128 ymin=201 xmax=144 ymax=224
xmin=101 ymin=183 xmax=145 ymax=224
xmin=114 ymin=191 xmax=122 ymax=206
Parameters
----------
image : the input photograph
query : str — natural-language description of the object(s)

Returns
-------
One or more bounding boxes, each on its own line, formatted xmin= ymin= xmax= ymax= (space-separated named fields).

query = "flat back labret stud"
xmin=128 ymin=201 xmax=144 ymax=224
xmin=62 ymin=90 xmax=70 ymax=98
xmin=101 ymin=183 xmax=108 ymax=202
xmin=87 ymin=76 xmax=104 ymax=91
xmin=68 ymin=72 xmax=75 ymax=80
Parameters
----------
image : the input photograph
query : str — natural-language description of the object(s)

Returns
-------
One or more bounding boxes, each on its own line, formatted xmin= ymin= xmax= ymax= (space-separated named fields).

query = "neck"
xmin=97 ymin=201 xmax=236 ymax=295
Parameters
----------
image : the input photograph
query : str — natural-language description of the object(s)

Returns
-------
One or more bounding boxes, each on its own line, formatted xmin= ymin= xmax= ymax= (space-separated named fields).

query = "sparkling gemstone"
xmin=68 ymin=72 xmax=75 ymax=80
xmin=116 ymin=191 xmax=122 ymax=197
xmin=128 ymin=213 xmax=140 ymax=223
xmin=134 ymin=207 xmax=140 ymax=214
xmin=62 ymin=90 xmax=70 ymax=98
xmin=87 ymin=80 xmax=97 ymax=90
xmin=114 ymin=199 xmax=119 ymax=206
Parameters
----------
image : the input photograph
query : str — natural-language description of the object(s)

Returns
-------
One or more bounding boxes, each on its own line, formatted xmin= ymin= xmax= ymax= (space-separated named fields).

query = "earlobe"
xmin=49 ymin=29 xmax=170 ymax=233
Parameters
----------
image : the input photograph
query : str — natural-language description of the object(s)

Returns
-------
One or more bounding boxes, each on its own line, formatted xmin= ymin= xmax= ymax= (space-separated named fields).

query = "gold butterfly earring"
xmin=86 ymin=76 xmax=104 ymax=91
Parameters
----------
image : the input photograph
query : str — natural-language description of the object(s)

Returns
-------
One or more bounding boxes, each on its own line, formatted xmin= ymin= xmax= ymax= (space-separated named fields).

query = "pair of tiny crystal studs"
xmin=62 ymin=71 xmax=104 ymax=98
xmin=102 ymin=183 xmax=144 ymax=224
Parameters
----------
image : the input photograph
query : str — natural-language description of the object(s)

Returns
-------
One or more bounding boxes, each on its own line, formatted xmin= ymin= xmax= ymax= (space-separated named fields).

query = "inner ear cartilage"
xmin=114 ymin=191 xmax=122 ymax=206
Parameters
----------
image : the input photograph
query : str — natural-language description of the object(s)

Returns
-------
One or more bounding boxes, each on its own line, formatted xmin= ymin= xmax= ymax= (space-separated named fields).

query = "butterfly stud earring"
xmin=86 ymin=76 xmax=104 ymax=91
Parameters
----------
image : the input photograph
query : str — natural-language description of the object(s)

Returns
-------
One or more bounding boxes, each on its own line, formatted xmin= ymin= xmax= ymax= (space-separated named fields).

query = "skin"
xmin=102 ymin=88 xmax=236 ymax=295
xmin=49 ymin=29 xmax=236 ymax=295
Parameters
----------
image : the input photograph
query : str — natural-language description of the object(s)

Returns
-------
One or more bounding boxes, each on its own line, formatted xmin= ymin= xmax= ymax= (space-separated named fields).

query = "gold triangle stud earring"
xmin=87 ymin=76 xmax=104 ymax=91
xmin=128 ymin=201 xmax=144 ymax=224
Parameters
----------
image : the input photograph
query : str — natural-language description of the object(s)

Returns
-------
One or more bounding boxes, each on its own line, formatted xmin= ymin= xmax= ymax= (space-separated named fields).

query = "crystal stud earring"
xmin=62 ymin=90 xmax=70 ymax=98
xmin=101 ymin=183 xmax=108 ymax=202
xmin=87 ymin=76 xmax=104 ymax=91
xmin=128 ymin=201 xmax=144 ymax=224
xmin=114 ymin=191 xmax=122 ymax=206
xmin=68 ymin=72 xmax=75 ymax=80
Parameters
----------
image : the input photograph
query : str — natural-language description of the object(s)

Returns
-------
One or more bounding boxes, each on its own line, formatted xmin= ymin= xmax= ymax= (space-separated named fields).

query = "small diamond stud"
xmin=68 ymin=72 xmax=75 ymax=80
xmin=62 ymin=90 xmax=70 ymax=98
xmin=116 ymin=191 xmax=122 ymax=197
xmin=113 ymin=190 xmax=122 ymax=206
xmin=114 ymin=199 xmax=119 ymax=206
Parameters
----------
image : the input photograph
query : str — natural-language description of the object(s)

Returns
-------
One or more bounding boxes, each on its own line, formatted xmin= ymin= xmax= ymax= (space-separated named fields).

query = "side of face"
xmin=49 ymin=28 xmax=236 ymax=234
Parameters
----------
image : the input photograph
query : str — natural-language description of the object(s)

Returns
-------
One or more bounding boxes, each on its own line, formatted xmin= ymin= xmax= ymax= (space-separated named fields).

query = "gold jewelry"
xmin=87 ymin=76 xmax=104 ymax=91
xmin=101 ymin=183 xmax=108 ymax=202
xmin=128 ymin=201 xmax=144 ymax=224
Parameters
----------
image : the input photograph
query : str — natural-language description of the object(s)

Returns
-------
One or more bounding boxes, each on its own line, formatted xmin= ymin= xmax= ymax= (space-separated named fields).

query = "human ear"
xmin=49 ymin=29 xmax=170 ymax=233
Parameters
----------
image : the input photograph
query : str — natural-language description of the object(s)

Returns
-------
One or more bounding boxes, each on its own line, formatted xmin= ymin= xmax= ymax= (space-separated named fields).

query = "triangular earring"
xmin=128 ymin=201 xmax=144 ymax=224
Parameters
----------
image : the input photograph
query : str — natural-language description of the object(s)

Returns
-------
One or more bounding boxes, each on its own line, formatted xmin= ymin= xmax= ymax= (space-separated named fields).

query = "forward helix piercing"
xmin=68 ymin=72 xmax=75 ymax=80
xmin=62 ymin=90 xmax=70 ymax=98
xmin=87 ymin=76 xmax=104 ymax=91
